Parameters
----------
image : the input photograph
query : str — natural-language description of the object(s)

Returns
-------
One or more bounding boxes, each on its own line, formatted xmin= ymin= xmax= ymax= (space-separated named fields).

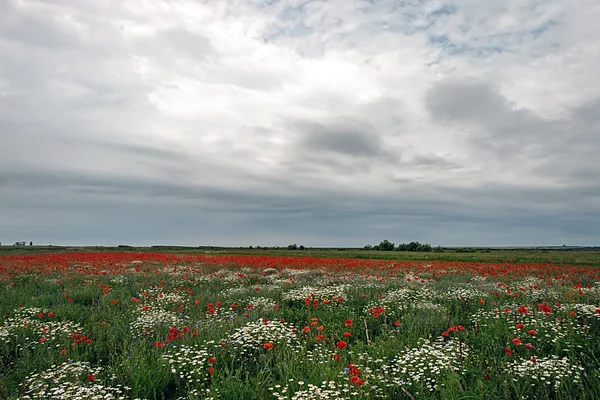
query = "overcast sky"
xmin=1 ymin=0 xmax=599 ymax=247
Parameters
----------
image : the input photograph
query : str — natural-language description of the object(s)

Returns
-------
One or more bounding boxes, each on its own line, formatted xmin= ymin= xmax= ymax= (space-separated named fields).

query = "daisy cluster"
xmin=300 ymin=342 xmax=338 ymax=365
xmin=271 ymin=380 xmax=360 ymax=400
xmin=382 ymin=287 xmax=435 ymax=303
xmin=221 ymin=286 xmax=251 ymax=297
xmin=378 ymin=338 xmax=468 ymax=392
xmin=204 ymin=305 xmax=238 ymax=322
xmin=364 ymin=287 xmax=445 ymax=319
xmin=283 ymin=285 xmax=348 ymax=302
xmin=577 ymin=282 xmax=600 ymax=301
xmin=472 ymin=305 xmax=591 ymax=341
xmin=227 ymin=319 xmax=298 ymax=353
xmin=20 ymin=361 xmax=129 ymax=399
xmin=1 ymin=307 xmax=83 ymax=346
xmin=508 ymin=356 xmax=584 ymax=390
xmin=161 ymin=343 xmax=217 ymax=387
xmin=138 ymin=287 xmax=185 ymax=307
xmin=129 ymin=306 xmax=184 ymax=336
xmin=241 ymin=296 xmax=278 ymax=312
xmin=109 ymin=275 xmax=128 ymax=284
xmin=436 ymin=285 xmax=488 ymax=301
xmin=566 ymin=303 xmax=600 ymax=319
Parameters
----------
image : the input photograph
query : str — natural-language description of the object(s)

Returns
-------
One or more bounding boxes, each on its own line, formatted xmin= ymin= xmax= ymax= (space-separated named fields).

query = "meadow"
xmin=1 ymin=251 xmax=599 ymax=399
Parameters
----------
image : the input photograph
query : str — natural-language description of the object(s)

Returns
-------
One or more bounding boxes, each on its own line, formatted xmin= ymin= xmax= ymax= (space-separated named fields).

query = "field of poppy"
xmin=1 ymin=252 xmax=599 ymax=399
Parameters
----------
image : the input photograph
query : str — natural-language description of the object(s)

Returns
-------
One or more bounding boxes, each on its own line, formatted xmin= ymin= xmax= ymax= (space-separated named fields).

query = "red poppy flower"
xmin=263 ymin=342 xmax=274 ymax=349
xmin=512 ymin=338 xmax=522 ymax=346
xmin=344 ymin=319 xmax=353 ymax=327
xmin=336 ymin=341 xmax=347 ymax=348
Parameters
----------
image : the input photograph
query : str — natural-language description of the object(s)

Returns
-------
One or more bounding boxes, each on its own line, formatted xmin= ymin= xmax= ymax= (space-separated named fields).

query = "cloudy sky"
xmin=1 ymin=0 xmax=599 ymax=247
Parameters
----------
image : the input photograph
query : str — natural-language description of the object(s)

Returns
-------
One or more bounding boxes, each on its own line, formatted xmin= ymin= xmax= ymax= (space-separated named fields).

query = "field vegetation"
xmin=0 ymin=250 xmax=599 ymax=399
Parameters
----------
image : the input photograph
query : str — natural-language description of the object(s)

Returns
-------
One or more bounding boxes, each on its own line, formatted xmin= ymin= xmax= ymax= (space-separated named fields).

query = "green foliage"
xmin=395 ymin=241 xmax=432 ymax=252
xmin=377 ymin=240 xmax=395 ymax=251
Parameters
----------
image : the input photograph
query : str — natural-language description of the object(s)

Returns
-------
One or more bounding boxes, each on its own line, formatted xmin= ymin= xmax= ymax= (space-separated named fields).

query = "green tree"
xmin=417 ymin=243 xmax=432 ymax=252
xmin=378 ymin=239 xmax=395 ymax=251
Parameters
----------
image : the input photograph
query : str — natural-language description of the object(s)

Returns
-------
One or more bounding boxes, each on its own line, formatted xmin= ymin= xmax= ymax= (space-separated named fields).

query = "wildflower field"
xmin=1 ymin=252 xmax=599 ymax=399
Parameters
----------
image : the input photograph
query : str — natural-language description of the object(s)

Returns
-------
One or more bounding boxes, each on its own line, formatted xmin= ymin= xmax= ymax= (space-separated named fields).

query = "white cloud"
xmin=1 ymin=0 xmax=599 ymax=246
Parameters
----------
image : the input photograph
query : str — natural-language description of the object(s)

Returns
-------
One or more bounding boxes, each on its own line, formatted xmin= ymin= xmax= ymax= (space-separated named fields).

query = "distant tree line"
xmin=364 ymin=240 xmax=443 ymax=252
xmin=10 ymin=241 xmax=32 ymax=246
xmin=286 ymin=244 xmax=305 ymax=250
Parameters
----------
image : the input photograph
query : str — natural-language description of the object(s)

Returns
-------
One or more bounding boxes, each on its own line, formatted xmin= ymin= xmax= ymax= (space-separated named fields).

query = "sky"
xmin=1 ymin=0 xmax=599 ymax=247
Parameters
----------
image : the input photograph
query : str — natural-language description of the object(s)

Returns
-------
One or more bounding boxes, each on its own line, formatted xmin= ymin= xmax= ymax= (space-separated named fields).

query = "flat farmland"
xmin=1 ymin=251 xmax=599 ymax=399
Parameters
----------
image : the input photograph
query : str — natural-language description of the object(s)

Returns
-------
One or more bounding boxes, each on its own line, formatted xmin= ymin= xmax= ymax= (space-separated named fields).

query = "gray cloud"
xmin=295 ymin=119 xmax=387 ymax=158
xmin=0 ymin=0 xmax=599 ymax=246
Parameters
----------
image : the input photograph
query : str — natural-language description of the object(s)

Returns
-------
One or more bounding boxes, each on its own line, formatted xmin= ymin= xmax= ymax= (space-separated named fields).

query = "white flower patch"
xmin=138 ymin=287 xmax=186 ymax=307
xmin=130 ymin=306 xmax=186 ymax=336
xmin=378 ymin=338 xmax=468 ymax=392
xmin=507 ymin=356 xmax=584 ymax=390
xmin=436 ymin=286 xmax=488 ymax=301
xmin=161 ymin=343 xmax=217 ymax=387
xmin=283 ymin=285 xmax=348 ymax=302
xmin=177 ymin=387 xmax=220 ymax=400
xmin=227 ymin=319 xmax=298 ymax=352
xmin=242 ymin=296 xmax=278 ymax=312
xmin=472 ymin=305 xmax=591 ymax=341
xmin=20 ymin=361 xmax=129 ymax=399
xmin=215 ymin=270 xmax=247 ymax=284
xmin=1 ymin=308 xmax=83 ymax=346
xmin=109 ymin=275 xmax=128 ymax=284
xmin=383 ymin=288 xmax=432 ymax=303
xmin=204 ymin=306 xmax=238 ymax=323
xmin=364 ymin=288 xmax=446 ymax=319
xmin=222 ymin=286 xmax=251 ymax=297
xmin=566 ymin=303 xmax=600 ymax=319
xmin=400 ymin=272 xmax=429 ymax=285
xmin=578 ymin=282 xmax=600 ymax=300
xmin=299 ymin=342 xmax=338 ymax=365
xmin=271 ymin=380 xmax=360 ymax=400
